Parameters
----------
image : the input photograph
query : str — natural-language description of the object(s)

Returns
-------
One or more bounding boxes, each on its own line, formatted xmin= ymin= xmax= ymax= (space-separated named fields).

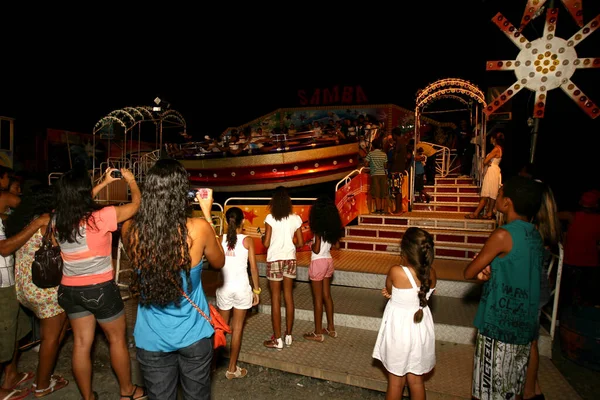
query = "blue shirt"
xmin=134 ymin=261 xmax=214 ymax=352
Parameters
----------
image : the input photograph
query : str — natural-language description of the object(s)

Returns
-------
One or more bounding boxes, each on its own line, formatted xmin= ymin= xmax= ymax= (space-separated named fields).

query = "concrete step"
xmin=344 ymin=225 xmax=489 ymax=245
xmin=340 ymin=236 xmax=482 ymax=261
xmin=428 ymin=193 xmax=481 ymax=204
xmin=358 ymin=211 xmax=496 ymax=232
xmin=244 ymin=278 xmax=552 ymax=358
xmin=435 ymin=177 xmax=476 ymax=185
xmin=425 ymin=184 xmax=479 ymax=194
xmin=412 ymin=202 xmax=478 ymax=213
xmin=221 ymin=313 xmax=579 ymax=398
xmin=255 ymin=252 xmax=477 ymax=296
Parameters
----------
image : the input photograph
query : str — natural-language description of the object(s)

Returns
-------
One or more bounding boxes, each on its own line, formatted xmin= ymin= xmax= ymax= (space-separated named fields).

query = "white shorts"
xmin=216 ymin=285 xmax=253 ymax=310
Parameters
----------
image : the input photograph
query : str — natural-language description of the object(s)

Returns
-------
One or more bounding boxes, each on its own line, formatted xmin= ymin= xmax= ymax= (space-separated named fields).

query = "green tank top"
xmin=473 ymin=219 xmax=544 ymax=344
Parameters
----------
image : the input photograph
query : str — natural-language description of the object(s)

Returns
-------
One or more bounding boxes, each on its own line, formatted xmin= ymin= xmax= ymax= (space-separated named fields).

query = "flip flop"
xmin=1 ymin=388 xmax=31 ymax=400
xmin=6 ymin=372 xmax=34 ymax=390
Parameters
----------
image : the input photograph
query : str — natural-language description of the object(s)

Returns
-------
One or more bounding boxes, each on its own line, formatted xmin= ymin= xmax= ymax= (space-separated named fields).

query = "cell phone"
xmin=197 ymin=188 xmax=212 ymax=200
xmin=111 ymin=170 xmax=122 ymax=179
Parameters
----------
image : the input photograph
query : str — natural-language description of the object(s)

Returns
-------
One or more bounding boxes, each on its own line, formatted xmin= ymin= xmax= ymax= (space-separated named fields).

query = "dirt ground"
xmin=10 ymin=333 xmax=387 ymax=400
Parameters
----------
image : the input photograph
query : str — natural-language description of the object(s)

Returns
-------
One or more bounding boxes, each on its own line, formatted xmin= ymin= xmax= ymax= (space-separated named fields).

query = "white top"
xmin=221 ymin=234 xmax=250 ymax=290
xmin=372 ymin=266 xmax=436 ymax=376
xmin=265 ymin=213 xmax=303 ymax=262
xmin=0 ymin=219 xmax=15 ymax=288
xmin=311 ymin=239 xmax=332 ymax=261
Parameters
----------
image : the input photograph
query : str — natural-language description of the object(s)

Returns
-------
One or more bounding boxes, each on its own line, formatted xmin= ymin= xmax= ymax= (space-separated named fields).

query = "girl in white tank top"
xmin=215 ymin=207 xmax=261 ymax=379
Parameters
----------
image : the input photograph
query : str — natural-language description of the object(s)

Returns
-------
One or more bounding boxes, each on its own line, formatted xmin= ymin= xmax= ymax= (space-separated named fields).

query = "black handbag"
xmin=31 ymin=220 xmax=63 ymax=288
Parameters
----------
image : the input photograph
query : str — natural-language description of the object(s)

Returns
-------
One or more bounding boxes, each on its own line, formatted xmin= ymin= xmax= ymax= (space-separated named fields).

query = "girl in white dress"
xmin=373 ymin=227 xmax=437 ymax=400
xmin=466 ymin=131 xmax=504 ymax=220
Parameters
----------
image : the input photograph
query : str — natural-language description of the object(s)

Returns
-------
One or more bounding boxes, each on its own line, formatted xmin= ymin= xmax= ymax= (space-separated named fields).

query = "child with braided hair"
xmin=373 ymin=227 xmax=437 ymax=400
xmin=216 ymin=207 xmax=261 ymax=379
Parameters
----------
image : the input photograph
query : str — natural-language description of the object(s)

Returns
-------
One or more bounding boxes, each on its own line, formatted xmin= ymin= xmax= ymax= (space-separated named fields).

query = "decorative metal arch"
xmin=93 ymin=115 xmax=128 ymax=134
xmin=108 ymin=109 xmax=136 ymax=126
xmin=122 ymin=107 xmax=146 ymax=121
xmin=417 ymin=78 xmax=486 ymax=107
xmin=423 ymin=94 xmax=471 ymax=109
xmin=91 ymin=105 xmax=187 ymax=178
xmin=412 ymin=78 xmax=488 ymax=206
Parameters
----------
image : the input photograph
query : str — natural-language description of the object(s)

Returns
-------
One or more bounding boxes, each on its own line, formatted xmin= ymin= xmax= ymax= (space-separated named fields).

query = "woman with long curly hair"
xmin=215 ymin=206 xmax=260 ymax=379
xmin=121 ymin=159 xmax=224 ymax=400
xmin=261 ymin=186 xmax=304 ymax=349
xmin=7 ymin=184 xmax=69 ymax=398
xmin=372 ymin=227 xmax=437 ymax=400
xmin=54 ymin=166 xmax=144 ymax=400
xmin=303 ymin=195 xmax=343 ymax=342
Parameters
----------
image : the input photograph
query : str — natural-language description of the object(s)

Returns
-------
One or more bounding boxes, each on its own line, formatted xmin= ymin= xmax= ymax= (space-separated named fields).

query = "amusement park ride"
xmin=83 ymin=0 xmax=599 ymax=204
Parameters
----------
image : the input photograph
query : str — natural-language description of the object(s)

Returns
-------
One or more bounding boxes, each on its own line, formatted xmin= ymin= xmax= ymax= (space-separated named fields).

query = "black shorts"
xmin=58 ymin=280 xmax=124 ymax=323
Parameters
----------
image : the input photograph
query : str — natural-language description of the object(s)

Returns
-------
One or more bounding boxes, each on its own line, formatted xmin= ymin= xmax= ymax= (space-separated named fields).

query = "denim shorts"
xmin=58 ymin=280 xmax=124 ymax=323
xmin=137 ymin=337 xmax=213 ymax=400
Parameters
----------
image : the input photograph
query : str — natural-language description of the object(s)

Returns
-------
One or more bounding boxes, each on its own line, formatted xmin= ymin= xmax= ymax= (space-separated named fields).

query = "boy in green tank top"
xmin=464 ymin=176 xmax=545 ymax=400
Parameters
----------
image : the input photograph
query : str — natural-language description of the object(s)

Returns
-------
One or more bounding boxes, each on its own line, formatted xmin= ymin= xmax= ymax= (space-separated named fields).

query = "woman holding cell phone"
xmin=121 ymin=159 xmax=225 ymax=400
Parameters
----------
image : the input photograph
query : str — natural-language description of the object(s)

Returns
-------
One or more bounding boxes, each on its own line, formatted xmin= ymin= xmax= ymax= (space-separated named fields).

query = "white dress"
xmin=480 ymin=156 xmax=502 ymax=200
xmin=372 ymin=266 xmax=436 ymax=376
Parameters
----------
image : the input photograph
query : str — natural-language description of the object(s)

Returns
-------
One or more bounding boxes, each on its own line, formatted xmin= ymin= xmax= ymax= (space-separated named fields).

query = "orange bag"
xmin=178 ymin=286 xmax=232 ymax=349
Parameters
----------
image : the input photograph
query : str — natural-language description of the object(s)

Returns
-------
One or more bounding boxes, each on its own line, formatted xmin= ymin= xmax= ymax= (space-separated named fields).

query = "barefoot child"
xmin=303 ymin=195 xmax=343 ymax=342
xmin=216 ymin=207 xmax=261 ymax=379
xmin=464 ymin=176 xmax=546 ymax=400
xmin=373 ymin=227 xmax=437 ymax=400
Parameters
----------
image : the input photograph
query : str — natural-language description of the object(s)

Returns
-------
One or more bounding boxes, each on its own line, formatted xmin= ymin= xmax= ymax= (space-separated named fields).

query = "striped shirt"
xmin=58 ymin=206 xmax=117 ymax=286
xmin=365 ymin=149 xmax=388 ymax=176
xmin=0 ymin=219 xmax=15 ymax=288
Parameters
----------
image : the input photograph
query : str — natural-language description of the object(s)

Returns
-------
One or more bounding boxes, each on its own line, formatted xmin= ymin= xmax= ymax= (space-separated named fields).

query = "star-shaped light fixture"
xmin=484 ymin=7 xmax=600 ymax=119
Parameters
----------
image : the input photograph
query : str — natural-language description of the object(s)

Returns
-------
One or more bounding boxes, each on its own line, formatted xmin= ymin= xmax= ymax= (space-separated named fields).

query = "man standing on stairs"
xmin=387 ymin=127 xmax=409 ymax=214
xmin=464 ymin=176 xmax=545 ymax=400
xmin=364 ymin=138 xmax=389 ymax=214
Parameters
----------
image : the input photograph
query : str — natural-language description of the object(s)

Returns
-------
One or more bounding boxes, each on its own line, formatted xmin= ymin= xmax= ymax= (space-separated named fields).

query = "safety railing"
xmin=335 ymin=167 xmax=367 ymax=192
xmin=47 ymin=172 xmax=63 ymax=186
xmin=541 ymin=243 xmax=564 ymax=342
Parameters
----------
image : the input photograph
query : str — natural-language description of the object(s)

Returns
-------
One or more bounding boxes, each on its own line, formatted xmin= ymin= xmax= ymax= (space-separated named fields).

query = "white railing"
xmin=47 ymin=172 xmax=63 ymax=186
xmin=418 ymin=142 xmax=453 ymax=178
xmin=541 ymin=243 xmax=564 ymax=343
xmin=335 ymin=167 xmax=367 ymax=192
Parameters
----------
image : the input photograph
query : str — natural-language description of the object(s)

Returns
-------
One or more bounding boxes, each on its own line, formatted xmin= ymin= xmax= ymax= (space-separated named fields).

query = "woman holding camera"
xmin=121 ymin=159 xmax=225 ymax=400
xmin=54 ymin=166 xmax=145 ymax=400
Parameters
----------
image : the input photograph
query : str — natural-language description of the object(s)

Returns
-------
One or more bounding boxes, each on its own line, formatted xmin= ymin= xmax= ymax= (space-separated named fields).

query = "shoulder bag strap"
xmin=169 ymin=276 xmax=214 ymax=328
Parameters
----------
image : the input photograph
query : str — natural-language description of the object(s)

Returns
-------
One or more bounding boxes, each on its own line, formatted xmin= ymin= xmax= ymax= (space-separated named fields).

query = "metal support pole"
xmin=530 ymin=118 xmax=540 ymax=164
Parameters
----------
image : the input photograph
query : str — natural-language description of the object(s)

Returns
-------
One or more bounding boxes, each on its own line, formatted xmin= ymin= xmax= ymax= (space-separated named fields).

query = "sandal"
xmin=303 ymin=332 xmax=325 ymax=342
xmin=5 ymin=371 xmax=34 ymax=390
xmin=225 ymin=365 xmax=248 ymax=380
xmin=32 ymin=376 xmax=69 ymax=398
xmin=1 ymin=388 xmax=31 ymax=400
xmin=482 ymin=214 xmax=495 ymax=220
xmin=322 ymin=327 xmax=338 ymax=338
xmin=464 ymin=213 xmax=479 ymax=219
xmin=120 ymin=384 xmax=147 ymax=400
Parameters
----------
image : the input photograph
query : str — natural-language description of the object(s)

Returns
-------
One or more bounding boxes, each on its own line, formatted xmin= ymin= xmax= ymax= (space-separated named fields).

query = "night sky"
xmin=1 ymin=1 xmax=599 ymax=207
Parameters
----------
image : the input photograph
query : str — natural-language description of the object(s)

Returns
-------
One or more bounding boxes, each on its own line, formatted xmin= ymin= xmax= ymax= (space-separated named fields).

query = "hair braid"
xmin=400 ymin=227 xmax=435 ymax=324
xmin=413 ymin=241 xmax=433 ymax=323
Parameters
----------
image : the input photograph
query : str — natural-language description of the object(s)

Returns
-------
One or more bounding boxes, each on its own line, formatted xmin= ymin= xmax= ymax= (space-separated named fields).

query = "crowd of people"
xmin=0 ymin=153 xmax=598 ymax=399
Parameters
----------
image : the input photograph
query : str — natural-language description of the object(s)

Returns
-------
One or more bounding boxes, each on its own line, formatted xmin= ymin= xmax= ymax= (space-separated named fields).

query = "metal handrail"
xmin=223 ymin=197 xmax=317 ymax=207
xmin=335 ymin=167 xmax=367 ymax=191
xmin=541 ymin=243 xmax=564 ymax=342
